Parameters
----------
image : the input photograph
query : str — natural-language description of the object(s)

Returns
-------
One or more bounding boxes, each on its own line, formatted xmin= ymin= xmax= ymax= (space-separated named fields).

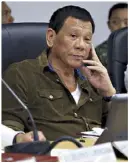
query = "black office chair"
xmin=107 ymin=27 xmax=128 ymax=93
xmin=2 ymin=23 xmax=48 ymax=72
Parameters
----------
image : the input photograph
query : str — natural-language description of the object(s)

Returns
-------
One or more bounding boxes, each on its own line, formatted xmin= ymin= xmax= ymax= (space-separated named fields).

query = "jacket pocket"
xmin=30 ymin=89 xmax=64 ymax=120
xmin=38 ymin=89 xmax=63 ymax=100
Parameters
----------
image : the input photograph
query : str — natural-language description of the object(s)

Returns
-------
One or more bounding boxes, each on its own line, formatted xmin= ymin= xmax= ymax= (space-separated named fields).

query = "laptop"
xmin=95 ymin=93 xmax=128 ymax=145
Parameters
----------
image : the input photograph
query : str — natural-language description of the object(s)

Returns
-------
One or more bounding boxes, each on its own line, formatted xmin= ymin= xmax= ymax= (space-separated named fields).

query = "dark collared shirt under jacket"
xmin=2 ymin=52 xmax=108 ymax=140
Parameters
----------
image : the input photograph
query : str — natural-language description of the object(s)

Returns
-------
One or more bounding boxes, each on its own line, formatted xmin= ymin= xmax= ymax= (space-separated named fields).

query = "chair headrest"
xmin=107 ymin=27 xmax=128 ymax=93
xmin=2 ymin=23 xmax=48 ymax=72
xmin=108 ymin=27 xmax=128 ymax=64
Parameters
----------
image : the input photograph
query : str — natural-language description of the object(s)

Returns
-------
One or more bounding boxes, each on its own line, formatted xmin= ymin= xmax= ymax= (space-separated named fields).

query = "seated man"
xmin=2 ymin=5 xmax=116 ymax=141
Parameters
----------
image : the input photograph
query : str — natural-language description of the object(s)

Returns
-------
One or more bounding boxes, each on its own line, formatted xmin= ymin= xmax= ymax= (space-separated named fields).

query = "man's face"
xmin=108 ymin=8 xmax=128 ymax=32
xmin=49 ymin=17 xmax=93 ymax=68
xmin=2 ymin=2 xmax=14 ymax=24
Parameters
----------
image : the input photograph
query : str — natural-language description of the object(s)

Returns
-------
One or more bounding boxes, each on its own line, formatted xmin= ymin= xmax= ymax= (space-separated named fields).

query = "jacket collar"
xmin=37 ymin=51 xmax=87 ymax=86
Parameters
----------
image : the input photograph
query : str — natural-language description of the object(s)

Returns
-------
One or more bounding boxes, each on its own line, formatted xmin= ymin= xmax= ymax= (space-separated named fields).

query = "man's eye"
xmin=84 ymin=38 xmax=91 ymax=42
xmin=71 ymin=34 xmax=77 ymax=38
xmin=112 ymin=20 xmax=118 ymax=24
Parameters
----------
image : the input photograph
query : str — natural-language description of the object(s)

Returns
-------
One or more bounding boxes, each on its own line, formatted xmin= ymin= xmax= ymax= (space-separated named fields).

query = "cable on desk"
xmin=40 ymin=136 xmax=84 ymax=155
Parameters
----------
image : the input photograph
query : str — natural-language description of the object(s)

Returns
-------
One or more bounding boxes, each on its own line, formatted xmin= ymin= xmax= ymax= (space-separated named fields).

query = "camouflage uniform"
xmin=95 ymin=40 xmax=108 ymax=68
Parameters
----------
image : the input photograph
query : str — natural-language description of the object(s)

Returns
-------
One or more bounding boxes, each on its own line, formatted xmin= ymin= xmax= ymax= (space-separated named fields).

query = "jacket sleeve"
xmin=1 ymin=124 xmax=24 ymax=149
xmin=2 ymin=64 xmax=29 ymax=132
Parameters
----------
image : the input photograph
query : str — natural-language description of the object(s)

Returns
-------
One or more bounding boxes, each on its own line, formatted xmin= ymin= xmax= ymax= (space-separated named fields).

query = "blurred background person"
xmin=2 ymin=1 xmax=14 ymax=24
xmin=95 ymin=3 xmax=128 ymax=68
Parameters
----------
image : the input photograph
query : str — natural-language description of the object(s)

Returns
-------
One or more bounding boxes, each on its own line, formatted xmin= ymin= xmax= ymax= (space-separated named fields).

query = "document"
xmin=16 ymin=157 xmax=36 ymax=162
xmin=80 ymin=127 xmax=104 ymax=138
xmin=52 ymin=142 xmax=116 ymax=162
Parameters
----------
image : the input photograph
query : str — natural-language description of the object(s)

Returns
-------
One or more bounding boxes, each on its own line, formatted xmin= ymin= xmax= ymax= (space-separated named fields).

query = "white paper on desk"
xmin=51 ymin=149 xmax=74 ymax=156
xmin=16 ymin=156 xmax=36 ymax=162
xmin=56 ymin=142 xmax=116 ymax=162
xmin=112 ymin=140 xmax=128 ymax=158
xmin=92 ymin=127 xmax=104 ymax=135
xmin=81 ymin=127 xmax=104 ymax=138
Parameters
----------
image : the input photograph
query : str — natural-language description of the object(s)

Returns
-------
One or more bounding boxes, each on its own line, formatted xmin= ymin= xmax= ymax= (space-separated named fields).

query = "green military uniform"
xmin=95 ymin=40 xmax=108 ymax=68
xmin=2 ymin=52 xmax=108 ymax=140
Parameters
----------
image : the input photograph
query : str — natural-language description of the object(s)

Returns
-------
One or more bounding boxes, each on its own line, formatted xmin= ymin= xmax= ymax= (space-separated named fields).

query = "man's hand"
xmin=80 ymin=44 xmax=116 ymax=96
xmin=16 ymin=131 xmax=46 ymax=143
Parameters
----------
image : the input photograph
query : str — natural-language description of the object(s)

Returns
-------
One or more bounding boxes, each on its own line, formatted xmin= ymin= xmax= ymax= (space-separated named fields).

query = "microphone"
xmin=2 ymin=79 xmax=51 ymax=155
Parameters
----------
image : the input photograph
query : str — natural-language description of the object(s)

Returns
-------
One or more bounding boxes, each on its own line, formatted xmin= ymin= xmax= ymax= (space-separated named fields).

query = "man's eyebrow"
xmin=110 ymin=17 xmax=122 ymax=19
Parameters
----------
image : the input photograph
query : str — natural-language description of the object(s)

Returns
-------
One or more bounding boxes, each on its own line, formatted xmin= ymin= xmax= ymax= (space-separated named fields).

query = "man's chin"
xmin=70 ymin=63 xmax=82 ymax=69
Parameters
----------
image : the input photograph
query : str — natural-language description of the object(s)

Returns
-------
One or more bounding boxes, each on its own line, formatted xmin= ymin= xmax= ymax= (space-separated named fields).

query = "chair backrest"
xmin=107 ymin=27 xmax=128 ymax=93
xmin=2 ymin=23 xmax=48 ymax=72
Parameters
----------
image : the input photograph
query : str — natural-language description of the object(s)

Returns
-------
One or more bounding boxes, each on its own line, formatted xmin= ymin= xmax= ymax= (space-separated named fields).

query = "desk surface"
xmin=53 ymin=137 xmax=97 ymax=149
xmin=2 ymin=138 xmax=97 ymax=162
xmin=52 ymin=137 xmax=127 ymax=162
xmin=2 ymin=138 xmax=127 ymax=162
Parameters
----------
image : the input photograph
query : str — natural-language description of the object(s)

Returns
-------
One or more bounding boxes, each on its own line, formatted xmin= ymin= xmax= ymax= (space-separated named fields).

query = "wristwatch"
xmin=103 ymin=96 xmax=112 ymax=102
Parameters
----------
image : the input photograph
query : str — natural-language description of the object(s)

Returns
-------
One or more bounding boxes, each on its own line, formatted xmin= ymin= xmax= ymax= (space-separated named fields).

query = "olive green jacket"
xmin=95 ymin=40 xmax=108 ymax=68
xmin=2 ymin=52 xmax=108 ymax=140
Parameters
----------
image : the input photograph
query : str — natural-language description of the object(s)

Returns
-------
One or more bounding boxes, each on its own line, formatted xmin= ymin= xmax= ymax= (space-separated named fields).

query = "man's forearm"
xmin=2 ymin=120 xmax=24 ymax=131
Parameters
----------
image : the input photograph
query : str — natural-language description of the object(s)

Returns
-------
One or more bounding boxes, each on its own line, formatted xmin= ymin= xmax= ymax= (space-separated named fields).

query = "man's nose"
xmin=75 ymin=38 xmax=85 ymax=51
xmin=119 ymin=22 xmax=127 ymax=29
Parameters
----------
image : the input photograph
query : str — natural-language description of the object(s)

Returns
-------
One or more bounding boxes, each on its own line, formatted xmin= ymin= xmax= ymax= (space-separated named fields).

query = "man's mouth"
xmin=72 ymin=55 xmax=84 ymax=60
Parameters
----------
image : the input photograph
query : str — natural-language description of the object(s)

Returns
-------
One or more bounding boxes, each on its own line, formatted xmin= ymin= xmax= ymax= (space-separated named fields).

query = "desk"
xmin=53 ymin=137 xmax=97 ymax=149
xmin=2 ymin=153 xmax=58 ymax=162
xmin=52 ymin=137 xmax=127 ymax=162
xmin=2 ymin=138 xmax=97 ymax=162
xmin=2 ymin=138 xmax=127 ymax=162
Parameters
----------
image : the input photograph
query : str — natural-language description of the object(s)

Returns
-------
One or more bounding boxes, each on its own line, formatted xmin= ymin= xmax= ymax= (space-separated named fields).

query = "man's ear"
xmin=107 ymin=21 xmax=111 ymax=31
xmin=46 ymin=28 xmax=56 ymax=48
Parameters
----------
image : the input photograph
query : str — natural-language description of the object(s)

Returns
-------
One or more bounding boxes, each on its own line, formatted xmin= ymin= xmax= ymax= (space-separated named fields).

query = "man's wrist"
xmin=102 ymin=87 xmax=116 ymax=102
xmin=99 ymin=87 xmax=116 ymax=97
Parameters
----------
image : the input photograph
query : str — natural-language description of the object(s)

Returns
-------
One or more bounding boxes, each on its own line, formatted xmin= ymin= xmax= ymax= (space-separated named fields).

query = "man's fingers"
xmin=82 ymin=60 xmax=103 ymax=68
xmin=16 ymin=131 xmax=46 ymax=143
xmin=86 ymin=66 xmax=107 ymax=74
xmin=90 ymin=44 xmax=102 ymax=63
xmin=16 ymin=132 xmax=33 ymax=143
xmin=30 ymin=131 xmax=46 ymax=141
xmin=81 ymin=66 xmax=91 ymax=77
xmin=37 ymin=131 xmax=46 ymax=141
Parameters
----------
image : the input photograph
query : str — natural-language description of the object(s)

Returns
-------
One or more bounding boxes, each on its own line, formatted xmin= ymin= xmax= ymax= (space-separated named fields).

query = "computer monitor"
xmin=95 ymin=94 xmax=128 ymax=144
